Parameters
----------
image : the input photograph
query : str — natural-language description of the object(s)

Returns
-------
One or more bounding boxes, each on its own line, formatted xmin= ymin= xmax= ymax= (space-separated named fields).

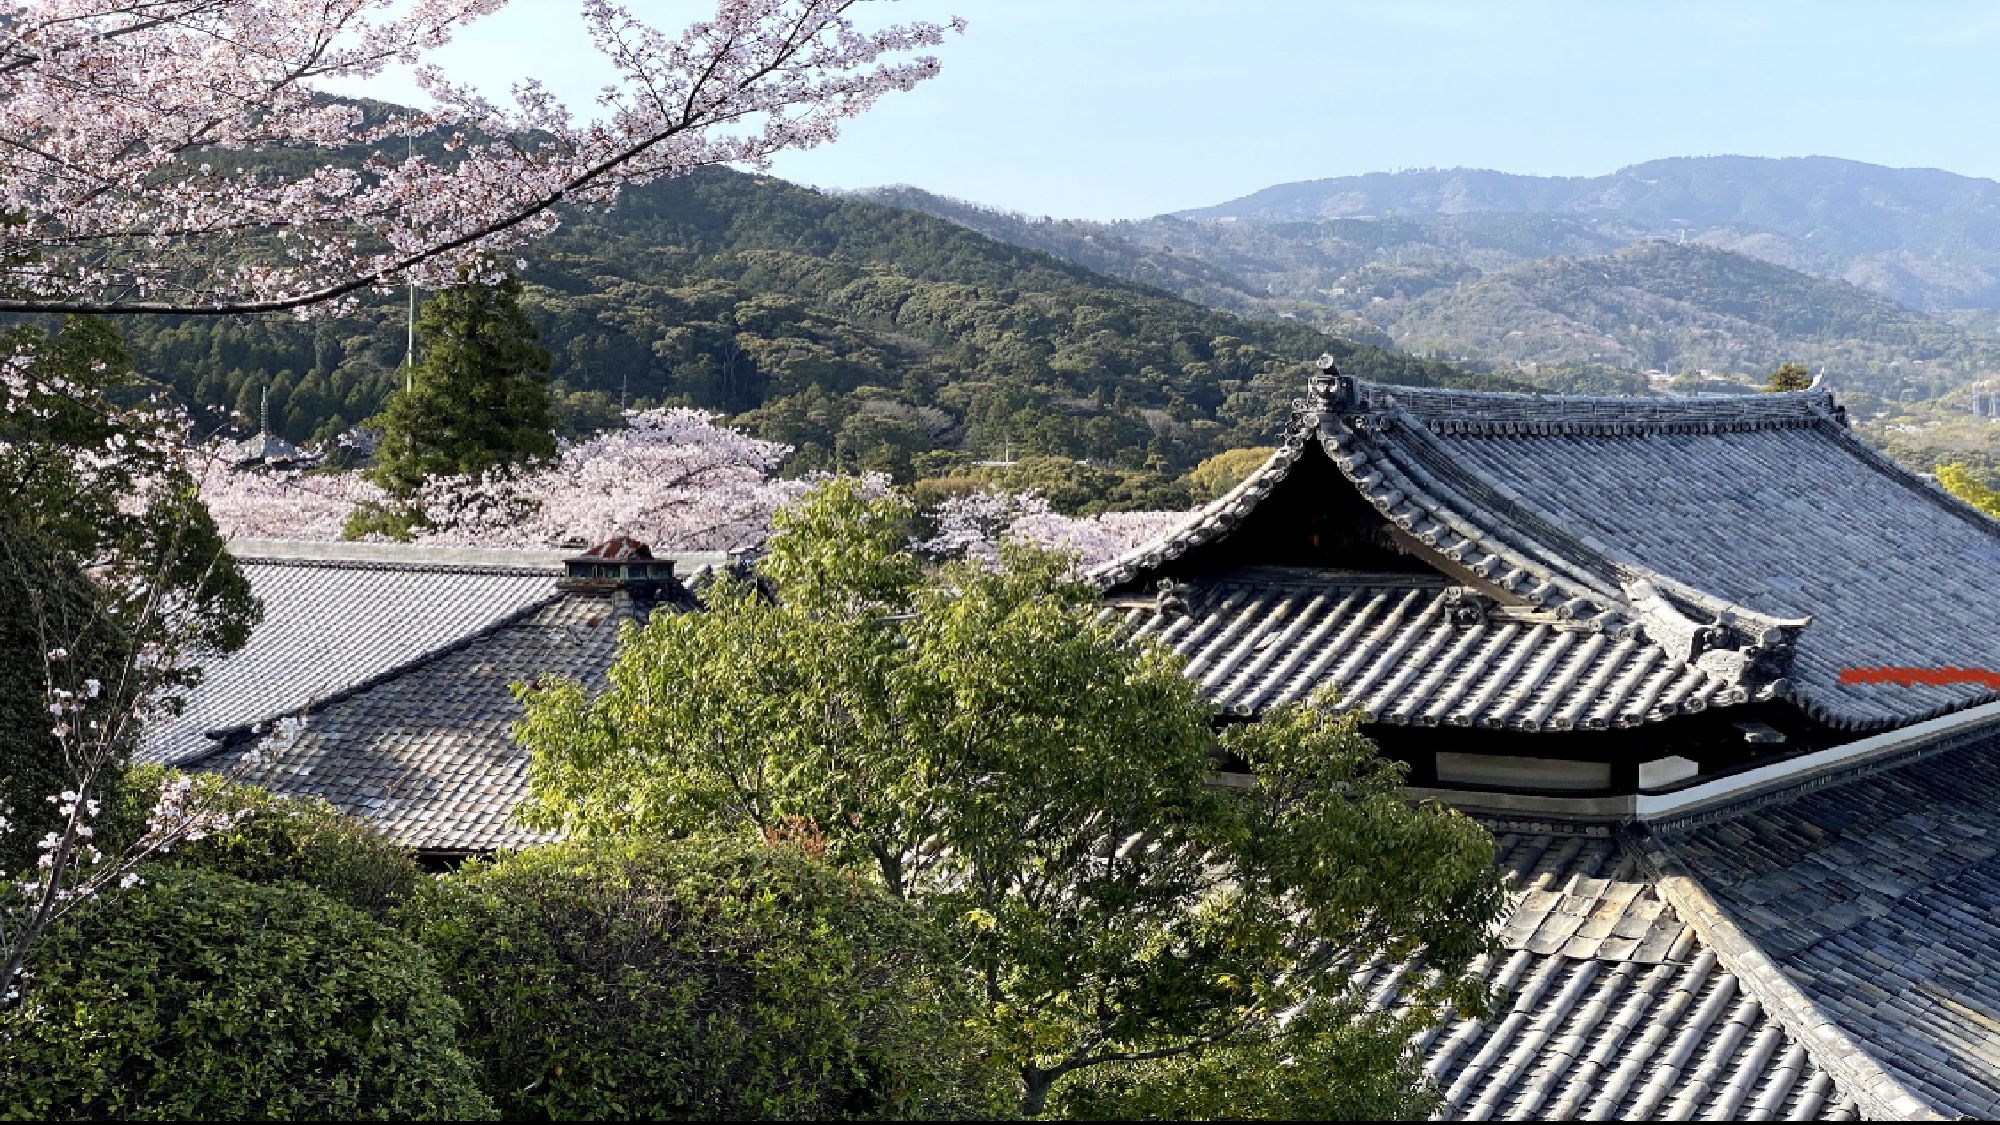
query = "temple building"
xmin=137 ymin=538 xmax=722 ymax=857
xmin=143 ymin=364 xmax=2000 ymax=1119
xmin=1096 ymin=360 xmax=2000 ymax=814
xmin=1086 ymin=361 xmax=2000 ymax=1119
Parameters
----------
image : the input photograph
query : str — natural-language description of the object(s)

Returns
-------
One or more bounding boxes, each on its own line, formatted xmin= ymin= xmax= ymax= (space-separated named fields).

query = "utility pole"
xmin=403 ymin=123 xmax=417 ymax=393
xmin=404 ymin=282 xmax=416 ymax=394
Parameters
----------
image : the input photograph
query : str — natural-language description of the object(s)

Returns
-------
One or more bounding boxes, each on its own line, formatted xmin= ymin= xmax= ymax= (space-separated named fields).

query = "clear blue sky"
xmin=328 ymin=0 xmax=2000 ymax=220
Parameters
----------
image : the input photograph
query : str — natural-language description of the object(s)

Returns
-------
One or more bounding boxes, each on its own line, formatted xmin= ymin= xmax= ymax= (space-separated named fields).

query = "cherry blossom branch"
xmin=0 ymin=0 xmax=963 ymax=315
xmin=0 ymin=494 xmax=261 ymax=1009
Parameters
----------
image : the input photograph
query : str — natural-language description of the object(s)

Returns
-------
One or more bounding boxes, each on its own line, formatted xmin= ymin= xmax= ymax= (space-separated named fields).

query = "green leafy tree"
xmin=0 ymin=869 xmax=495 ymax=1121
xmin=1049 ymin=999 xmax=1441 ymax=1120
xmin=0 ymin=317 xmax=254 ymax=653
xmin=400 ymin=836 xmax=1009 ymax=1121
xmin=1938 ymin=462 xmax=2000 ymax=518
xmin=369 ymin=276 xmax=558 ymax=498
xmin=1184 ymin=446 xmax=1275 ymax=500
xmin=516 ymin=482 xmax=1507 ymax=1117
xmin=109 ymin=768 xmax=424 ymax=923
xmin=552 ymin=388 xmax=626 ymax=438
xmin=1764 ymin=361 xmax=1814 ymax=392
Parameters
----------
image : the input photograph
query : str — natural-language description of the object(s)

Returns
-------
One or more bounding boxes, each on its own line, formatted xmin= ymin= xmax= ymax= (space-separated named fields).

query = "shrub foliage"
xmin=401 ymin=836 xmax=1006 ymax=1121
xmin=114 ymin=768 xmax=424 ymax=922
xmin=0 ymin=869 xmax=495 ymax=1121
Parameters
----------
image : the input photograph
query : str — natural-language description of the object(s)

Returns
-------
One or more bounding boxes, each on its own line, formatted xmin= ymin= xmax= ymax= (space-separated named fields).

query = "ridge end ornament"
xmin=1307 ymin=354 xmax=1355 ymax=412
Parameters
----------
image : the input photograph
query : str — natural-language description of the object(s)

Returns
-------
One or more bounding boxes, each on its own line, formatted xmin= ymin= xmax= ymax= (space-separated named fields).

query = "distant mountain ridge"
xmin=1384 ymin=241 xmax=2000 ymax=396
xmin=1170 ymin=156 xmax=2000 ymax=314
xmin=865 ymin=158 xmax=2000 ymax=398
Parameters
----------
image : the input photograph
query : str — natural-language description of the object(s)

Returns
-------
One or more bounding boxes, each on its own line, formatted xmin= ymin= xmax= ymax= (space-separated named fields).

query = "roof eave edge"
xmin=1087 ymin=401 xmax=1329 ymax=591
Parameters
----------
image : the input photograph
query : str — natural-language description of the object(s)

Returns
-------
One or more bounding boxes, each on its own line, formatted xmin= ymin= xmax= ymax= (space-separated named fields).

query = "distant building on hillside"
xmin=221 ymin=387 xmax=315 ymax=469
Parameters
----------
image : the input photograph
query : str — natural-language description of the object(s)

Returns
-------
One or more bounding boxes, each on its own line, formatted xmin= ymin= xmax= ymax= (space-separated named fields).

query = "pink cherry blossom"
xmin=0 ymin=0 xmax=961 ymax=316
xmin=196 ymin=459 xmax=387 ymax=542
xmin=417 ymin=407 xmax=806 ymax=549
xmin=924 ymin=489 xmax=1186 ymax=570
xmin=198 ymin=408 xmax=809 ymax=550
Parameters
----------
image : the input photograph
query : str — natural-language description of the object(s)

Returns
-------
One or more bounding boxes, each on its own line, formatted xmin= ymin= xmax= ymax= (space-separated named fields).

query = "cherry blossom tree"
xmin=922 ymin=488 xmax=1186 ymax=570
xmin=196 ymin=457 xmax=388 ymax=542
xmin=416 ymin=407 xmax=807 ymax=550
xmin=198 ymin=408 xmax=813 ymax=550
xmin=0 ymin=0 xmax=962 ymax=315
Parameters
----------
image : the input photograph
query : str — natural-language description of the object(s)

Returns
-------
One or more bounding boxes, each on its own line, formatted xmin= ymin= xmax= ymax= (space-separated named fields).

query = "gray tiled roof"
xmin=1096 ymin=372 xmax=2000 ymax=731
xmin=1104 ymin=569 xmax=1726 ymax=728
xmin=222 ymin=430 xmax=309 ymax=466
xmin=140 ymin=556 xmax=562 ymax=766
xmin=202 ymin=595 xmax=630 ymax=853
xmin=1368 ymin=831 xmax=1856 ymax=1120
xmin=1657 ymin=730 xmax=2000 ymax=1118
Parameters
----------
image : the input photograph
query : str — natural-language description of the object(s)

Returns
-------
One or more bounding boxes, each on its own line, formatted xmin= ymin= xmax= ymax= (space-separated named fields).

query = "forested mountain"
xmin=1173 ymin=156 xmax=2000 ymax=315
xmin=869 ymin=164 xmax=2000 ymax=398
xmin=857 ymin=185 xmax=1280 ymax=319
xmin=865 ymin=184 xmax=1634 ymax=345
xmin=111 ymin=166 xmax=1506 ymax=477
xmin=1381 ymin=243 xmax=2000 ymax=398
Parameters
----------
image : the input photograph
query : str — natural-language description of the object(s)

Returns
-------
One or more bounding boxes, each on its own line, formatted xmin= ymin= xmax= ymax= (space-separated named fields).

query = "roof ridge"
xmin=1367 ymin=407 xmax=1633 ymax=602
xmin=1354 ymin=378 xmax=1837 ymax=435
xmin=1612 ymin=565 xmax=1810 ymax=639
xmin=1623 ymin=825 xmax=1944 ymax=1121
xmin=1816 ymin=413 xmax=2000 ymax=541
xmin=239 ymin=555 xmax=562 ymax=577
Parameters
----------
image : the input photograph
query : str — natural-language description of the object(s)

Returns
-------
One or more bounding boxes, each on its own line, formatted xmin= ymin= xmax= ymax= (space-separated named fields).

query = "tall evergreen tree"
xmin=1764 ymin=361 xmax=1814 ymax=393
xmin=370 ymin=277 xmax=558 ymax=497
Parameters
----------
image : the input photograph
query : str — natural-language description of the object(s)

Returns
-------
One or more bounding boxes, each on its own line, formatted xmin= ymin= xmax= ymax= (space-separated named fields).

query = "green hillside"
xmin=112 ymin=167 xmax=1510 ymax=476
xmin=1385 ymin=242 xmax=2000 ymax=397
xmin=1172 ymin=156 xmax=2000 ymax=315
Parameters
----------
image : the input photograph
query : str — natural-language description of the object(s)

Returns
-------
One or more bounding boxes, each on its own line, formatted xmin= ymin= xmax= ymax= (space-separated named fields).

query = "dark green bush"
xmin=0 ymin=868 xmax=495 ymax=1121
xmin=115 ymin=767 xmax=422 ymax=921
xmin=400 ymin=836 xmax=1008 ymax=1120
